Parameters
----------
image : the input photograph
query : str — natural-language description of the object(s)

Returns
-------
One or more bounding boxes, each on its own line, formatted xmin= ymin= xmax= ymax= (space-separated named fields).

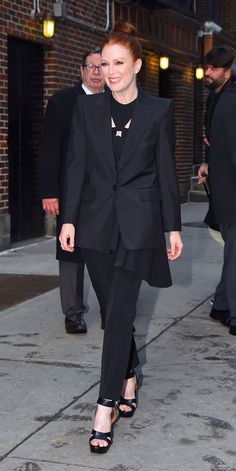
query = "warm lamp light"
xmin=160 ymin=56 xmax=169 ymax=70
xmin=43 ymin=13 xmax=55 ymax=38
xmin=195 ymin=65 xmax=204 ymax=80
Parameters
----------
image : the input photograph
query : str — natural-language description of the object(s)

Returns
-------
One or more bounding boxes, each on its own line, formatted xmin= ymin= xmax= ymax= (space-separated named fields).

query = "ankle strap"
xmin=97 ymin=397 xmax=115 ymax=408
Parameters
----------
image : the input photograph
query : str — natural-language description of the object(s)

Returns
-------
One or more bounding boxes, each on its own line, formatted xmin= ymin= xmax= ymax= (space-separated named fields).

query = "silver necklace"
xmin=111 ymin=117 xmax=132 ymax=137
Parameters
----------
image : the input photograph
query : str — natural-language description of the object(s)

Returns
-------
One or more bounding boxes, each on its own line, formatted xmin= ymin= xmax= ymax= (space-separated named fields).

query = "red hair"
xmin=102 ymin=21 xmax=142 ymax=62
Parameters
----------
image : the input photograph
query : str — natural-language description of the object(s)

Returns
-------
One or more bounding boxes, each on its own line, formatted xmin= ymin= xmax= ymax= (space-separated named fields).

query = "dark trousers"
xmin=59 ymin=260 xmax=85 ymax=320
xmin=213 ymin=223 xmax=236 ymax=326
xmin=82 ymin=248 xmax=142 ymax=401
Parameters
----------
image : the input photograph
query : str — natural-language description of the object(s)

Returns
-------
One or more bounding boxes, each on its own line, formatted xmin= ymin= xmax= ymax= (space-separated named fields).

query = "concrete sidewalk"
xmin=0 ymin=203 xmax=235 ymax=471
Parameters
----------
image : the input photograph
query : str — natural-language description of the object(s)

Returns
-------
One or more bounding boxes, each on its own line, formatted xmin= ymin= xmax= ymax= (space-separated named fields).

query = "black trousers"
xmin=59 ymin=260 xmax=85 ymax=320
xmin=82 ymin=248 xmax=142 ymax=401
xmin=213 ymin=222 xmax=236 ymax=326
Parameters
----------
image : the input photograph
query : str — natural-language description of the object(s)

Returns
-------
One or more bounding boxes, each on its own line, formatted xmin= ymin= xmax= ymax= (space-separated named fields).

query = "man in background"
xmin=39 ymin=48 xmax=104 ymax=334
xmin=198 ymin=45 xmax=236 ymax=335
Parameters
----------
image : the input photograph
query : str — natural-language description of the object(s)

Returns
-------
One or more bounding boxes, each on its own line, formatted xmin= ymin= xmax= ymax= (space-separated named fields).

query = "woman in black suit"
xmin=60 ymin=21 xmax=183 ymax=453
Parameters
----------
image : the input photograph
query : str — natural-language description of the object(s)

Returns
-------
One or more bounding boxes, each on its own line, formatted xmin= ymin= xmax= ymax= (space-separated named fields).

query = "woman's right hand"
xmin=59 ymin=224 xmax=75 ymax=252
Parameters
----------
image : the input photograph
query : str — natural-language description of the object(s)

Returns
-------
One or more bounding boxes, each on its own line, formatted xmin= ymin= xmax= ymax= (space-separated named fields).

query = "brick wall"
xmin=219 ymin=0 xmax=236 ymax=34
xmin=168 ymin=65 xmax=195 ymax=201
xmin=196 ymin=0 xmax=236 ymax=39
xmin=195 ymin=0 xmax=210 ymax=19
xmin=0 ymin=28 xmax=8 ymax=217
xmin=140 ymin=51 xmax=159 ymax=96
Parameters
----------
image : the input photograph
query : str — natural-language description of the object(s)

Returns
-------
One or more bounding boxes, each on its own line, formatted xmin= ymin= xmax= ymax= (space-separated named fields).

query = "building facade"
xmin=0 ymin=0 xmax=236 ymax=249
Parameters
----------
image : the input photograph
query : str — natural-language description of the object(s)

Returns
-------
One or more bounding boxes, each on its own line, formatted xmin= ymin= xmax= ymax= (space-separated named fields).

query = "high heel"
xmin=89 ymin=397 xmax=119 ymax=454
xmin=118 ymin=373 xmax=138 ymax=418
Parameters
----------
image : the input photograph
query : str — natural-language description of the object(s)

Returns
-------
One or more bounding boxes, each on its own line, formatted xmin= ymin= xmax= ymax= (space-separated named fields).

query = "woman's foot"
xmin=89 ymin=398 xmax=118 ymax=454
xmin=118 ymin=374 xmax=138 ymax=417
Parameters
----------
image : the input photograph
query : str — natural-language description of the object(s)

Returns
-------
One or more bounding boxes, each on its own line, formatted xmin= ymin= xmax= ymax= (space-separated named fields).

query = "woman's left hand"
xmin=59 ymin=223 xmax=75 ymax=252
xmin=167 ymin=231 xmax=183 ymax=260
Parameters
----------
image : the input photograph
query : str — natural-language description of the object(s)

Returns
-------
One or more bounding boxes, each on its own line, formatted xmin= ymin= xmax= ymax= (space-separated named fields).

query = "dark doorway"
xmin=159 ymin=68 xmax=171 ymax=98
xmin=8 ymin=37 xmax=44 ymax=242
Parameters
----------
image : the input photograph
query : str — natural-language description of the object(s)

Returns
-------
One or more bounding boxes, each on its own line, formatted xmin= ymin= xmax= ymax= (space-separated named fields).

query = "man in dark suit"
xmin=39 ymin=48 xmax=105 ymax=334
xmin=198 ymin=46 xmax=236 ymax=335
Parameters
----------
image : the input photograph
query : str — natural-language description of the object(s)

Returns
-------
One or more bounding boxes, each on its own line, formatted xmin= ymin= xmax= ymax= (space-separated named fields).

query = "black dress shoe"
xmin=209 ymin=308 xmax=230 ymax=326
xmin=65 ymin=314 xmax=87 ymax=334
xmin=229 ymin=325 xmax=236 ymax=336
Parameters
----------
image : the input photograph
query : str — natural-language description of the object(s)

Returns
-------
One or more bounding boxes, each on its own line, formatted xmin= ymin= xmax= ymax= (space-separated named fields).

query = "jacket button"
xmin=113 ymin=184 xmax=117 ymax=190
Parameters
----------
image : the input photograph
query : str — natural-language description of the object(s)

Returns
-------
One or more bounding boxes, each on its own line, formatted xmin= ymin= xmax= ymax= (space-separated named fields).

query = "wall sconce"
xmin=43 ymin=13 xmax=55 ymax=38
xmin=160 ymin=55 xmax=169 ymax=70
xmin=195 ymin=65 xmax=204 ymax=80
xmin=31 ymin=1 xmax=55 ymax=38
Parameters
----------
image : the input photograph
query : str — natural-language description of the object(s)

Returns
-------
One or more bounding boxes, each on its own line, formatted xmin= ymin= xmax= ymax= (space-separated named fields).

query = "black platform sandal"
xmin=118 ymin=372 xmax=138 ymax=418
xmin=89 ymin=397 xmax=118 ymax=454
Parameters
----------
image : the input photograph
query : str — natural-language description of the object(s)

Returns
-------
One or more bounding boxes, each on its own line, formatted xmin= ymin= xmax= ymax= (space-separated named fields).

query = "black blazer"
xmin=61 ymin=89 xmax=181 ymax=251
xmin=208 ymin=83 xmax=236 ymax=224
xmin=39 ymin=82 xmax=86 ymax=261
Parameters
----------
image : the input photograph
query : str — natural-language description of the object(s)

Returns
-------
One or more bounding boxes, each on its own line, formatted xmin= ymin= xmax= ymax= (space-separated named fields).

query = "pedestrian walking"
xmin=39 ymin=48 xmax=105 ymax=334
xmin=60 ymin=21 xmax=183 ymax=453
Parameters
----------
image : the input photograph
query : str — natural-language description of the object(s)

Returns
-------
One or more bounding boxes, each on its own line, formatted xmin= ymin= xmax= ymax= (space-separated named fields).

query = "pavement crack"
xmin=0 ymin=379 xmax=99 ymax=463
xmin=9 ymin=456 xmax=112 ymax=470
xmin=0 ymin=357 xmax=84 ymax=368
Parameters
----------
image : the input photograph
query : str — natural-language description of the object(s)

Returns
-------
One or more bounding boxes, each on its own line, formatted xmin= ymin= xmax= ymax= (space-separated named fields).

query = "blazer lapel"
xmin=91 ymin=91 xmax=116 ymax=178
xmin=118 ymin=89 xmax=153 ymax=172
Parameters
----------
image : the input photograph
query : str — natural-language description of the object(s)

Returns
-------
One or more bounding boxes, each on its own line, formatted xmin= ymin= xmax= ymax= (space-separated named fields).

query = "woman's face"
xmin=101 ymin=43 xmax=142 ymax=94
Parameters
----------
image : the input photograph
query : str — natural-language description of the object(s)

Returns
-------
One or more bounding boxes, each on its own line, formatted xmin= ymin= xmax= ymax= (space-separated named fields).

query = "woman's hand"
xmin=198 ymin=163 xmax=208 ymax=185
xmin=59 ymin=224 xmax=75 ymax=252
xmin=167 ymin=231 xmax=183 ymax=261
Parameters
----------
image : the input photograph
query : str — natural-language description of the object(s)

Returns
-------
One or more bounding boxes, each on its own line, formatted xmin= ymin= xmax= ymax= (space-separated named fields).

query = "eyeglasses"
xmin=83 ymin=63 xmax=102 ymax=72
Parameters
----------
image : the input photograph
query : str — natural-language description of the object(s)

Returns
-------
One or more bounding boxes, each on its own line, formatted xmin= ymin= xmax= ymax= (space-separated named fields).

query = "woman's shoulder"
xmin=139 ymin=89 xmax=172 ymax=109
xmin=146 ymin=94 xmax=172 ymax=108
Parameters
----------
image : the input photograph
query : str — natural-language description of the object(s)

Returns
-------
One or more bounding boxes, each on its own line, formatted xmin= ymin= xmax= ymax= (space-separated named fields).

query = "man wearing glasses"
xmin=80 ymin=49 xmax=104 ymax=94
xmin=39 ymin=48 xmax=105 ymax=334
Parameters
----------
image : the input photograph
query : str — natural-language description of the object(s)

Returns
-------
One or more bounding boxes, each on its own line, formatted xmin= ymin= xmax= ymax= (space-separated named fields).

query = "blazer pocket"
xmin=139 ymin=188 xmax=161 ymax=201
xmin=81 ymin=189 xmax=96 ymax=202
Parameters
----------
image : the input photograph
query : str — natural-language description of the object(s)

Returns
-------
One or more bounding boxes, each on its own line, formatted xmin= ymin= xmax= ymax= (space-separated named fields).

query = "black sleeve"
xmin=60 ymin=96 xmax=86 ymax=226
xmin=222 ymin=98 xmax=236 ymax=168
xmin=38 ymin=96 xmax=63 ymax=199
